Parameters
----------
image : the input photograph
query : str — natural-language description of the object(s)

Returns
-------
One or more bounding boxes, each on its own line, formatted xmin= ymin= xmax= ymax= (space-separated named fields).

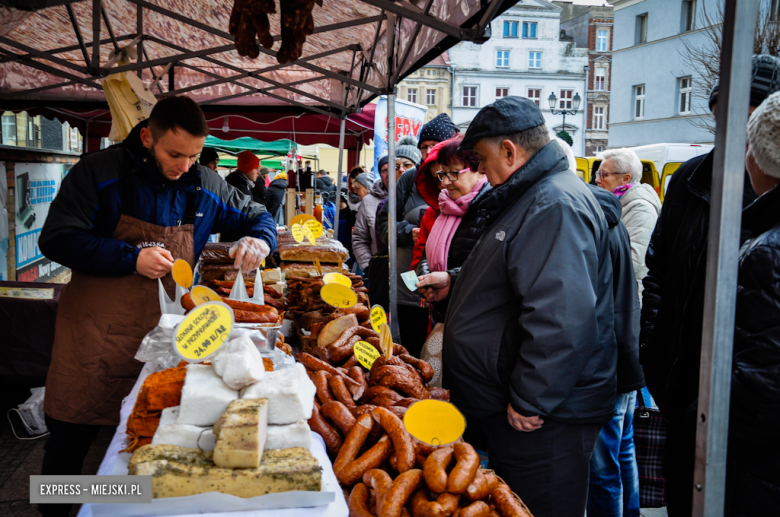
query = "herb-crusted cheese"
xmin=213 ymin=398 xmax=268 ymax=468
xmin=128 ymin=444 xmax=322 ymax=499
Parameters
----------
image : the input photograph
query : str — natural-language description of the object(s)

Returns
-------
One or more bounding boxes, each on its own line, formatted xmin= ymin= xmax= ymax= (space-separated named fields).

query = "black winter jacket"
xmin=443 ymin=141 xmax=616 ymax=424
xmin=265 ymin=178 xmax=287 ymax=222
xmin=225 ymin=171 xmax=264 ymax=205
xmin=640 ymin=150 xmax=757 ymax=418
xmin=588 ymin=185 xmax=644 ymax=394
xmin=416 ymin=182 xmax=491 ymax=321
xmin=252 ymin=179 xmax=267 ymax=205
xmin=316 ymin=175 xmax=337 ymax=203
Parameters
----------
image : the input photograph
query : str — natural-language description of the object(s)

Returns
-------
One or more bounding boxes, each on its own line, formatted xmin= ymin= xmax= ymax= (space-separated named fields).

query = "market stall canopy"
xmin=0 ymin=0 xmax=511 ymax=114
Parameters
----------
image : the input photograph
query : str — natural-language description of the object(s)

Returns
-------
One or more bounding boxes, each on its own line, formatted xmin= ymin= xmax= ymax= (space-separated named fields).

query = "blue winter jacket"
xmin=39 ymin=122 xmax=277 ymax=276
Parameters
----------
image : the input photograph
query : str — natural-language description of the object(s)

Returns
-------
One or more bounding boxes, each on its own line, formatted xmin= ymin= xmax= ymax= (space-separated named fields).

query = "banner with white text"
xmin=372 ymin=96 xmax=427 ymax=180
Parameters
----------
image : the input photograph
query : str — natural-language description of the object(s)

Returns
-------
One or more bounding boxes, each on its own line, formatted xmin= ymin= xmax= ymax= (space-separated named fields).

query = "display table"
xmin=77 ymin=362 xmax=349 ymax=517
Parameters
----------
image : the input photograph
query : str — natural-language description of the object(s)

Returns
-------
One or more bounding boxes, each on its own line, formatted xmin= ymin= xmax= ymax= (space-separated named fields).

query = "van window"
xmin=641 ymin=162 xmax=656 ymax=187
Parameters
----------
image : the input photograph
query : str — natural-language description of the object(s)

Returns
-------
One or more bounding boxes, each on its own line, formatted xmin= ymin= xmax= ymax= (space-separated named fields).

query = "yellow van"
xmin=585 ymin=158 xmax=661 ymax=195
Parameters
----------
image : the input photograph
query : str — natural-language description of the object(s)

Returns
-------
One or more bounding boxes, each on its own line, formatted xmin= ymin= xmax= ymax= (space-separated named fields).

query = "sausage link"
xmin=460 ymin=501 xmax=490 ymax=517
xmin=447 ymin=442 xmax=480 ymax=495
xmin=378 ymin=469 xmax=424 ymax=517
xmin=338 ymin=434 xmax=394 ymax=486
xmin=466 ymin=470 xmax=500 ymax=502
xmin=313 ymin=371 xmax=335 ymax=405
xmin=351 ymin=404 xmax=378 ymax=418
xmin=347 ymin=366 xmax=369 ymax=401
xmin=423 ymin=446 xmax=454 ymax=494
xmin=347 ymin=483 xmax=374 ymax=517
xmin=182 ymin=292 xmax=196 ymax=311
xmin=399 ymin=354 xmax=435 ymax=383
xmin=329 ymin=373 xmax=357 ymax=409
xmin=329 ymin=333 xmax=364 ymax=364
xmin=343 ymin=355 xmax=361 ymax=370
xmin=320 ymin=401 xmax=357 ymax=436
xmin=328 ymin=326 xmax=379 ymax=354
xmin=333 ymin=413 xmax=373 ymax=479
xmin=362 ymin=386 xmax=405 ymax=407
xmin=491 ymin=485 xmax=532 ymax=517
xmin=363 ymin=469 xmax=393 ymax=511
xmin=308 ymin=403 xmax=342 ymax=453
xmin=297 ymin=352 xmax=360 ymax=388
xmin=410 ymin=489 xmax=460 ymax=517
xmin=371 ymin=406 xmax=416 ymax=473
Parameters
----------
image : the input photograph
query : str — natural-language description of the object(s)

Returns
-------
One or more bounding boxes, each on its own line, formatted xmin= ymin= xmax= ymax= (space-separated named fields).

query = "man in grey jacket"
xmin=352 ymin=157 xmax=389 ymax=272
xmin=420 ymin=97 xmax=616 ymax=517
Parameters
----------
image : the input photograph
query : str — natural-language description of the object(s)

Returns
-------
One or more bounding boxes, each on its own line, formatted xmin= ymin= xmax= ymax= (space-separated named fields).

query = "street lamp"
xmin=548 ymin=92 xmax=581 ymax=138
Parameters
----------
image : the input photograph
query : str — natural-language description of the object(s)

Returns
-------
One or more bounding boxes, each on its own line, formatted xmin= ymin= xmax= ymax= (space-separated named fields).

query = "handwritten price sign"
xmin=173 ymin=301 xmax=234 ymax=362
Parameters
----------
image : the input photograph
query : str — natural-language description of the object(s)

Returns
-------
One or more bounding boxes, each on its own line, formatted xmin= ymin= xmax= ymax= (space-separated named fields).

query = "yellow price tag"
xmin=353 ymin=340 xmax=381 ymax=369
xmin=190 ymin=285 xmax=222 ymax=306
xmin=370 ymin=305 xmax=387 ymax=334
xmin=320 ymin=283 xmax=357 ymax=308
xmin=403 ymin=400 xmax=466 ymax=447
xmin=323 ymin=272 xmax=352 ymax=288
xmin=303 ymin=224 xmax=316 ymax=245
xmin=172 ymin=259 xmax=193 ymax=288
xmin=290 ymin=213 xmax=316 ymax=227
xmin=304 ymin=219 xmax=323 ymax=239
xmin=291 ymin=223 xmax=305 ymax=243
xmin=173 ymin=301 xmax=234 ymax=362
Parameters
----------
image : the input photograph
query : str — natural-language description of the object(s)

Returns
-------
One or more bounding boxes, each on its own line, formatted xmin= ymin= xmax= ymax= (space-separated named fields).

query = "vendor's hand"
xmin=416 ymin=272 xmax=451 ymax=302
xmin=229 ymin=237 xmax=271 ymax=272
xmin=136 ymin=247 xmax=174 ymax=279
xmin=412 ymin=227 xmax=420 ymax=243
xmin=507 ymin=404 xmax=543 ymax=432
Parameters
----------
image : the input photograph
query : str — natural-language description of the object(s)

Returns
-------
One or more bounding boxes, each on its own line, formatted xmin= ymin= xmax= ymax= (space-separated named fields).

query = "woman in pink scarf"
xmin=414 ymin=134 xmax=490 ymax=322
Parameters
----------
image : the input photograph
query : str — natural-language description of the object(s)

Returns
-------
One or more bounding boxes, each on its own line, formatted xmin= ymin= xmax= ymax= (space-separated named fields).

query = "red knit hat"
xmin=237 ymin=150 xmax=260 ymax=173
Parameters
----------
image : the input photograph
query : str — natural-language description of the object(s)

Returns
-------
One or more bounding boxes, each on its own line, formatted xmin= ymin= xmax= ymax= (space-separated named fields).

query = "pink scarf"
xmin=426 ymin=176 xmax=487 ymax=272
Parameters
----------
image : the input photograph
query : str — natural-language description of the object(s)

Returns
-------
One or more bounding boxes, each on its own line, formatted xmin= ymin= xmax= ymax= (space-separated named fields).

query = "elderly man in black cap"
xmin=419 ymin=97 xmax=616 ymax=517
xmin=640 ymin=54 xmax=780 ymax=517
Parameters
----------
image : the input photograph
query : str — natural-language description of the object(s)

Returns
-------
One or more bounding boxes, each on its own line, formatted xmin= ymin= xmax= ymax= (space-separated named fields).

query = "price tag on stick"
xmin=173 ymin=301 xmax=234 ymax=362
xmin=403 ymin=400 xmax=466 ymax=447
xmin=304 ymin=219 xmax=323 ymax=240
xmin=320 ymin=283 xmax=357 ymax=308
xmin=291 ymin=223 xmax=305 ymax=243
xmin=370 ymin=305 xmax=387 ymax=334
xmin=353 ymin=340 xmax=381 ymax=369
xmin=190 ymin=285 xmax=222 ymax=306
xmin=172 ymin=259 xmax=193 ymax=289
xmin=323 ymin=272 xmax=352 ymax=287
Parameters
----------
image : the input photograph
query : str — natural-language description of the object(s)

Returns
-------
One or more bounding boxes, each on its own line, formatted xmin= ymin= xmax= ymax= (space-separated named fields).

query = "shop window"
xmin=463 ymin=86 xmax=478 ymax=107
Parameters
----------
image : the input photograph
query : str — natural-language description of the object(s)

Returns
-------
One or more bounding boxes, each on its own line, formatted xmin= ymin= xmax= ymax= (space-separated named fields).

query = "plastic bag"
xmin=135 ymin=327 xmax=181 ymax=370
xmin=103 ymin=46 xmax=157 ymax=141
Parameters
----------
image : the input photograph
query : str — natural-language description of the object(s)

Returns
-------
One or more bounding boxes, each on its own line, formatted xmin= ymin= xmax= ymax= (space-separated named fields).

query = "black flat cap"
xmin=460 ymin=96 xmax=546 ymax=150
xmin=199 ymin=147 xmax=219 ymax=165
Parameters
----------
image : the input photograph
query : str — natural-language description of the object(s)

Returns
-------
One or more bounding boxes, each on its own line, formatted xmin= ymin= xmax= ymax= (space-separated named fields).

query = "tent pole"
xmin=693 ymin=0 xmax=757 ymax=516
xmin=136 ymin=4 xmax=143 ymax=79
xmin=387 ymin=92 xmax=398 ymax=339
xmin=334 ymin=116 xmax=346 ymax=240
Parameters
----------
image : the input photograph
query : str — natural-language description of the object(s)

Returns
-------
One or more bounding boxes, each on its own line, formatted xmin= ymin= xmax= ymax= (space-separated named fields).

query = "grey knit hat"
xmin=395 ymin=135 xmax=421 ymax=166
xmin=747 ymin=90 xmax=780 ymax=178
xmin=710 ymin=54 xmax=780 ymax=111
xmin=353 ymin=173 xmax=372 ymax=190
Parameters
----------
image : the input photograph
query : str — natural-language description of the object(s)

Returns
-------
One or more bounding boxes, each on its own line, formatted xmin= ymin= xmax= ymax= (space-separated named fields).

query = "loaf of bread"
xmin=200 ymin=242 xmax=234 ymax=264
xmin=280 ymin=261 xmax=349 ymax=279
xmin=276 ymin=241 xmax=348 ymax=264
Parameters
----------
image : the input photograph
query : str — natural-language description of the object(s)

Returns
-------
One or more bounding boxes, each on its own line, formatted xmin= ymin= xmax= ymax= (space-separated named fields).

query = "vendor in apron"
xmin=36 ymin=96 xmax=276 ymax=517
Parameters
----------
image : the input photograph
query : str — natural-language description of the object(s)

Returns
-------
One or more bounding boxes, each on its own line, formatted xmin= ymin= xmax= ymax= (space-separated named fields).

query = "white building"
xmin=448 ymin=0 xmax=589 ymax=156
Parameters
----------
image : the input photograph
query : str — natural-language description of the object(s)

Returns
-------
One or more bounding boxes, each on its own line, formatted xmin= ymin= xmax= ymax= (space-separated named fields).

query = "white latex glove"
xmin=229 ymin=237 xmax=270 ymax=273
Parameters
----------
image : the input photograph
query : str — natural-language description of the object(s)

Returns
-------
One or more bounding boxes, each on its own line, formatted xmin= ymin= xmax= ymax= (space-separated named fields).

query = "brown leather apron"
xmin=44 ymin=159 xmax=196 ymax=425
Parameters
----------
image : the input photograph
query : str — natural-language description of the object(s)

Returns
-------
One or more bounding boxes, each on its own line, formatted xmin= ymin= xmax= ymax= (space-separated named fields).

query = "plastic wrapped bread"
xmin=279 ymin=261 xmax=348 ymax=279
xmin=212 ymin=335 xmax=266 ymax=390
xmin=177 ymin=365 xmax=238 ymax=426
xmin=240 ymin=363 xmax=316 ymax=425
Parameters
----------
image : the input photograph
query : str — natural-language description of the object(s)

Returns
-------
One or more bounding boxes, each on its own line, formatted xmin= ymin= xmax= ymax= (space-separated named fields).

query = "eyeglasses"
xmin=420 ymin=144 xmax=436 ymax=152
xmin=596 ymin=170 xmax=625 ymax=179
xmin=435 ymin=168 xmax=471 ymax=182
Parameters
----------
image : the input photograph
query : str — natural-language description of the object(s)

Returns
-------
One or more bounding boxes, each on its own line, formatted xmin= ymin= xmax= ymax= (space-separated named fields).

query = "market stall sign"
xmin=304 ymin=219 xmax=323 ymax=240
xmin=291 ymin=223 xmax=305 ymax=243
xmin=353 ymin=340 xmax=381 ymax=369
xmin=190 ymin=285 xmax=222 ymax=306
xmin=323 ymin=272 xmax=351 ymax=288
xmin=173 ymin=301 xmax=234 ymax=362
xmin=172 ymin=259 xmax=193 ymax=289
xmin=370 ymin=305 xmax=387 ymax=334
xmin=320 ymin=283 xmax=356 ymax=308
xmin=404 ymin=400 xmax=466 ymax=446
xmin=290 ymin=213 xmax=316 ymax=227
xmin=0 ymin=287 xmax=54 ymax=300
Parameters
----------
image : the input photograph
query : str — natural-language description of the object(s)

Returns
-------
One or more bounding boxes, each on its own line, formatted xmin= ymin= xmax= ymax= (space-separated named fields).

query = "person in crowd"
xmin=418 ymin=113 xmax=459 ymax=163
xmin=315 ymin=169 xmax=337 ymax=203
xmin=374 ymin=136 xmax=427 ymax=357
xmin=225 ymin=150 xmax=264 ymax=204
xmin=37 ymin=96 xmax=276 ymax=517
xmin=252 ymin=166 xmax=269 ymax=205
xmin=265 ymin=171 xmax=288 ymax=225
xmin=420 ymin=97 xmax=616 ymax=517
xmin=337 ymin=188 xmax=358 ymax=268
xmin=724 ymin=90 xmax=780 ymax=515
xmin=415 ymin=134 xmax=490 ymax=324
xmin=585 ymin=182 xmax=644 ymax=517
xmin=347 ymin=166 xmax=365 ymax=210
xmin=352 ymin=156 xmax=389 ymax=276
xmin=596 ymin=149 xmax=661 ymax=299
xmin=640 ymin=54 xmax=780 ymax=516
xmin=199 ymin=147 xmax=219 ymax=171
xmin=351 ymin=172 xmax=372 ymax=200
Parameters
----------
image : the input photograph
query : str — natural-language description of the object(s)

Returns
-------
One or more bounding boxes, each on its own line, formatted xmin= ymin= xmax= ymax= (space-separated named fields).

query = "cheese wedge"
xmin=128 ymin=444 xmax=322 ymax=499
xmin=213 ymin=398 xmax=268 ymax=469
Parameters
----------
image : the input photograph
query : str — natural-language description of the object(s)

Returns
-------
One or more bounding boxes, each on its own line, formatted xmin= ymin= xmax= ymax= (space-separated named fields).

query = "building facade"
xmin=448 ymin=0 xmax=588 ymax=156
xmin=609 ymin=0 xmax=720 ymax=148
xmin=397 ymin=53 xmax=452 ymax=123
xmin=558 ymin=3 xmax=613 ymax=156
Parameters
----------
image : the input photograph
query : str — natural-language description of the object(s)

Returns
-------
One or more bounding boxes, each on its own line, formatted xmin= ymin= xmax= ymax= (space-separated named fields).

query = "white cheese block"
xmin=240 ymin=363 xmax=316 ymax=425
xmin=177 ymin=364 xmax=238 ymax=426
xmin=211 ymin=334 xmax=266 ymax=390
xmin=153 ymin=407 xmax=215 ymax=451
xmin=266 ymin=421 xmax=312 ymax=450
xmin=213 ymin=398 xmax=269 ymax=469
xmin=261 ymin=268 xmax=283 ymax=284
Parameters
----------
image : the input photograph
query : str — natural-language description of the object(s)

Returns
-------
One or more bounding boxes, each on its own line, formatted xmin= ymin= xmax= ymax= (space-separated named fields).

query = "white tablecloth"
xmin=77 ymin=362 xmax=348 ymax=517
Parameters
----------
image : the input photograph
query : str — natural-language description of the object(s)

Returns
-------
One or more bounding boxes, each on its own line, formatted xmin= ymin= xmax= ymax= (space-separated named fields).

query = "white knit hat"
xmin=748 ymin=90 xmax=780 ymax=178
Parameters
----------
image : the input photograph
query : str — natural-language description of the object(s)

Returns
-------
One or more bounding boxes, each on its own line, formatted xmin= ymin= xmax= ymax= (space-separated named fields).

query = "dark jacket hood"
xmin=415 ymin=140 xmax=448 ymax=209
xmin=269 ymin=178 xmax=288 ymax=189
xmin=318 ymin=175 xmax=334 ymax=185
xmin=587 ymin=183 xmax=622 ymax=227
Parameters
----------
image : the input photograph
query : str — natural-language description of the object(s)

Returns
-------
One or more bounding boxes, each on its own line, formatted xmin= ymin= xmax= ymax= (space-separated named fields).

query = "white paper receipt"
xmin=400 ymin=271 xmax=420 ymax=292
